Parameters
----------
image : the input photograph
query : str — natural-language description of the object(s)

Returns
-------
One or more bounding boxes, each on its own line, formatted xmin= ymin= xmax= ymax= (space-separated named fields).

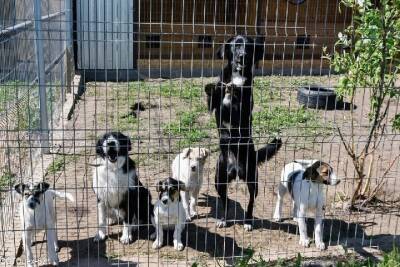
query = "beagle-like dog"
xmin=273 ymin=160 xmax=340 ymax=250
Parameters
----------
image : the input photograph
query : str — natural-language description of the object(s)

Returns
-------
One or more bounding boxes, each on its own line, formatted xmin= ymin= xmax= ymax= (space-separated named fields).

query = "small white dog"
xmin=152 ymin=177 xmax=187 ymax=251
xmin=14 ymin=182 xmax=74 ymax=267
xmin=172 ymin=147 xmax=209 ymax=221
xmin=273 ymin=160 xmax=340 ymax=250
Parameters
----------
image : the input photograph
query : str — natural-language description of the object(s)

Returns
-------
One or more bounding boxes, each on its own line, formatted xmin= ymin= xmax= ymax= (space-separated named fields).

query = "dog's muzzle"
xmin=107 ymin=148 xmax=118 ymax=163
xmin=27 ymin=198 xmax=40 ymax=209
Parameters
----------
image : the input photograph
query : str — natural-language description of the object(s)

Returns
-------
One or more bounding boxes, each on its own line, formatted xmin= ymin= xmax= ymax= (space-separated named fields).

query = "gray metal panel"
xmin=77 ymin=0 xmax=134 ymax=70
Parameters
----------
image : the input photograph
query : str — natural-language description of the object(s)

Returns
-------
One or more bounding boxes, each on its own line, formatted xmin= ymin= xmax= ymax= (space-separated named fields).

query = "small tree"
xmin=325 ymin=0 xmax=400 ymax=209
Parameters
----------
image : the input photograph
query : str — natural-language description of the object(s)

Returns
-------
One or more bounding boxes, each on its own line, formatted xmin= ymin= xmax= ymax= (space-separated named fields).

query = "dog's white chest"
xmin=232 ymin=73 xmax=246 ymax=87
xmin=20 ymin=201 xmax=54 ymax=230
xmin=93 ymin=160 xmax=135 ymax=208
xmin=223 ymin=94 xmax=232 ymax=107
xmin=154 ymin=202 xmax=185 ymax=228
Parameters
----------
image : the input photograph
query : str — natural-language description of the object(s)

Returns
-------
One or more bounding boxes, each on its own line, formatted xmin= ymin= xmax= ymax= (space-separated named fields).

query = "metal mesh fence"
xmin=0 ymin=0 xmax=399 ymax=266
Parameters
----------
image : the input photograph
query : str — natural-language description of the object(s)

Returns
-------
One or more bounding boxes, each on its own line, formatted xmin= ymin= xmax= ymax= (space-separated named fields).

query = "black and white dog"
xmin=92 ymin=131 xmax=153 ymax=244
xmin=205 ymin=35 xmax=282 ymax=231
xmin=152 ymin=177 xmax=187 ymax=251
xmin=15 ymin=182 xmax=74 ymax=267
xmin=273 ymin=160 xmax=340 ymax=250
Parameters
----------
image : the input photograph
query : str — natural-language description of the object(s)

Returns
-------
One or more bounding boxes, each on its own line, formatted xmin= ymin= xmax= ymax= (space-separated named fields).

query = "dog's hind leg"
xmin=215 ymin=155 xmax=228 ymax=228
xmin=273 ymin=183 xmax=287 ymax=222
xmin=244 ymin=174 xmax=258 ymax=231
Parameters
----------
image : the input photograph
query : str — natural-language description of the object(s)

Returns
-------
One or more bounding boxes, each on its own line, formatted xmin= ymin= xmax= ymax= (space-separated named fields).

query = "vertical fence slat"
xmin=33 ymin=0 xmax=50 ymax=154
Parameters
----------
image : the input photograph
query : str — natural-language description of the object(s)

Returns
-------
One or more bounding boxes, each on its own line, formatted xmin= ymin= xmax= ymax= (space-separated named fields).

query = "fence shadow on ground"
xmin=57 ymin=234 xmax=138 ymax=267
xmin=199 ymin=193 xmax=400 ymax=261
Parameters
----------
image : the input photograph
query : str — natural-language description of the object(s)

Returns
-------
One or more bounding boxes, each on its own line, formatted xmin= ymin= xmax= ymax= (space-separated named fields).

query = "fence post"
xmin=34 ymin=0 xmax=50 ymax=154
xmin=65 ymin=0 xmax=74 ymax=94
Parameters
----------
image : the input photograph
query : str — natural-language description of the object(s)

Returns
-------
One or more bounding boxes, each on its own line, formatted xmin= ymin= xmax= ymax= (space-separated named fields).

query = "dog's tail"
xmin=256 ymin=137 xmax=282 ymax=165
xmin=48 ymin=190 xmax=75 ymax=202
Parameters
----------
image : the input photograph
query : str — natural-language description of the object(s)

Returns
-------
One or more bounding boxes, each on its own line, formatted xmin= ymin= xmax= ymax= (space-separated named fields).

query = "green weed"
xmin=0 ymin=170 xmax=15 ymax=190
xmin=45 ymin=154 xmax=78 ymax=177
xmin=253 ymin=106 xmax=333 ymax=136
xmin=163 ymin=107 xmax=209 ymax=147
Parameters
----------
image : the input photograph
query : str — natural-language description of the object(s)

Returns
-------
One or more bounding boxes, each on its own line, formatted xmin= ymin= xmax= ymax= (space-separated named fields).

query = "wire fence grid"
xmin=0 ymin=0 xmax=399 ymax=266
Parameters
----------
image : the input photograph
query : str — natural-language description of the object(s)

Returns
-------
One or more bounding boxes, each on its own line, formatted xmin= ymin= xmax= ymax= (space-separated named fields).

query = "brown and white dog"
xmin=273 ymin=160 xmax=340 ymax=250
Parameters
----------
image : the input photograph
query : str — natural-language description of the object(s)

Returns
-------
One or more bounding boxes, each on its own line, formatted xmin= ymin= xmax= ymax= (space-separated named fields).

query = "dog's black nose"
xmin=191 ymin=166 xmax=196 ymax=171
xmin=28 ymin=202 xmax=36 ymax=209
xmin=162 ymin=199 xmax=168 ymax=205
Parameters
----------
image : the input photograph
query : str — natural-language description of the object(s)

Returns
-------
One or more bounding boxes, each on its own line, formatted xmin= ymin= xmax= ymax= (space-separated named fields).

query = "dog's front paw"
xmin=93 ymin=231 xmax=106 ymax=242
xmin=120 ymin=234 xmax=133 ymax=244
xmin=173 ymin=240 xmax=184 ymax=251
xmin=299 ymin=238 xmax=310 ymax=248
xmin=149 ymin=232 xmax=157 ymax=240
xmin=216 ymin=219 xmax=227 ymax=228
xmin=185 ymin=215 xmax=192 ymax=222
xmin=243 ymin=223 xmax=253 ymax=232
xmin=273 ymin=214 xmax=282 ymax=222
xmin=316 ymin=241 xmax=326 ymax=250
xmin=49 ymin=255 xmax=59 ymax=266
xmin=152 ymin=240 xmax=162 ymax=249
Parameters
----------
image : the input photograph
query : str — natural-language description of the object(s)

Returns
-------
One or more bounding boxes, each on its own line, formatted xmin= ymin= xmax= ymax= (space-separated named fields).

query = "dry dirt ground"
xmin=13 ymin=75 xmax=400 ymax=266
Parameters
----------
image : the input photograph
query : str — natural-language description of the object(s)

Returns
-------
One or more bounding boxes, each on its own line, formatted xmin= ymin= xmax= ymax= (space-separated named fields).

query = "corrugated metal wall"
xmin=77 ymin=0 xmax=136 ymax=70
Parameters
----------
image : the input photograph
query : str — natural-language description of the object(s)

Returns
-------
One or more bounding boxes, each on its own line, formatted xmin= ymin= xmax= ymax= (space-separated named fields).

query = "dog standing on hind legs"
xmin=205 ymin=35 xmax=282 ymax=231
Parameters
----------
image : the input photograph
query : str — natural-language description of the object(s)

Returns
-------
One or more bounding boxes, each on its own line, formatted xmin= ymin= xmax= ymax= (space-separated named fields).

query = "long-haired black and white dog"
xmin=92 ymin=131 xmax=153 ymax=244
xmin=205 ymin=35 xmax=282 ymax=231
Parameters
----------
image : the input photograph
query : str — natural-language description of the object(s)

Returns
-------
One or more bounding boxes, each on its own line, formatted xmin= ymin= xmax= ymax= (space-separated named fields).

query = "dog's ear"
xmin=117 ymin=132 xmax=132 ymax=152
xmin=96 ymin=135 xmax=106 ymax=158
xmin=182 ymin=148 xmax=192 ymax=159
xmin=253 ymin=36 xmax=265 ymax=63
xmin=176 ymin=180 xmax=187 ymax=192
xmin=304 ymin=161 xmax=323 ymax=182
xmin=155 ymin=180 xmax=163 ymax=192
xmin=304 ymin=164 xmax=319 ymax=181
xmin=14 ymin=183 xmax=27 ymax=194
xmin=204 ymin=83 xmax=214 ymax=96
xmin=205 ymin=83 xmax=220 ymax=112
xmin=38 ymin=182 xmax=50 ymax=193
xmin=200 ymin=148 xmax=210 ymax=159
xmin=217 ymin=37 xmax=234 ymax=59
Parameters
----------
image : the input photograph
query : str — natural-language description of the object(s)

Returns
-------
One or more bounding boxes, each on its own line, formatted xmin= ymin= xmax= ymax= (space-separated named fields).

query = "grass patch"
xmin=199 ymin=247 xmax=400 ymax=267
xmin=0 ymin=170 xmax=16 ymax=190
xmin=253 ymin=106 xmax=333 ymax=136
xmin=45 ymin=154 xmax=78 ymax=177
xmin=163 ymin=106 xmax=209 ymax=147
xmin=128 ymin=80 xmax=203 ymax=101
